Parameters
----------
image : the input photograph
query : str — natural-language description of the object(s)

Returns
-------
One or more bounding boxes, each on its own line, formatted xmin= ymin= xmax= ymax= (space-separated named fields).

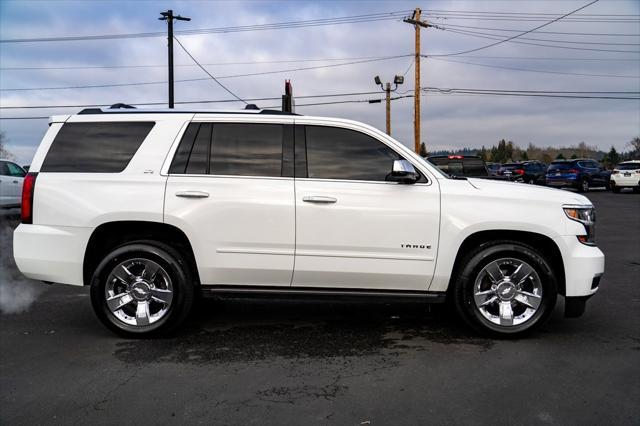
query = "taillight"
xmin=612 ymin=170 xmax=619 ymax=175
xmin=21 ymin=172 xmax=38 ymax=224
xmin=568 ymin=169 xmax=578 ymax=174
xmin=514 ymin=169 xmax=525 ymax=175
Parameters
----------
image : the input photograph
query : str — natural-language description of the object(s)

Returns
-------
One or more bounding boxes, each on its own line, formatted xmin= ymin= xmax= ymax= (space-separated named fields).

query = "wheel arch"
xmin=83 ymin=220 xmax=200 ymax=287
xmin=448 ymin=229 xmax=566 ymax=296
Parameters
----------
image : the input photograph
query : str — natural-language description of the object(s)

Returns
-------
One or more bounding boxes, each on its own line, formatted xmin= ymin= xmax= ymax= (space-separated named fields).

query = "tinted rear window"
xmin=617 ymin=163 xmax=640 ymax=170
xmin=428 ymin=157 xmax=487 ymax=177
xmin=501 ymin=163 xmax=522 ymax=170
xmin=548 ymin=162 xmax=574 ymax=170
xmin=42 ymin=122 xmax=154 ymax=172
xmin=169 ymin=122 xmax=284 ymax=177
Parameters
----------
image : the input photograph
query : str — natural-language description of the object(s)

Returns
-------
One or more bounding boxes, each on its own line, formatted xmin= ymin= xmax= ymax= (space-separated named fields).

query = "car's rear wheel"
xmin=611 ymin=183 xmax=621 ymax=193
xmin=452 ymin=241 xmax=557 ymax=337
xmin=90 ymin=241 xmax=195 ymax=337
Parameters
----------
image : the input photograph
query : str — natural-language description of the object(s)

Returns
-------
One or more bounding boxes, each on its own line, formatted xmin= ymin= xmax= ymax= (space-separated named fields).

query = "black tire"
xmin=452 ymin=240 xmax=557 ymax=338
xmin=90 ymin=241 xmax=195 ymax=337
xmin=577 ymin=178 xmax=589 ymax=193
xmin=611 ymin=184 xmax=621 ymax=193
xmin=633 ymin=186 xmax=640 ymax=194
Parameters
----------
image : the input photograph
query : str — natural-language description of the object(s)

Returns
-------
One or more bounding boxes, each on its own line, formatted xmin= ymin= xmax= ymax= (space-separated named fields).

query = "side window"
xmin=210 ymin=123 xmax=283 ymax=177
xmin=0 ymin=161 xmax=9 ymax=176
xmin=6 ymin=162 xmax=26 ymax=177
xmin=186 ymin=123 xmax=212 ymax=175
xmin=304 ymin=126 xmax=402 ymax=182
xmin=41 ymin=122 xmax=155 ymax=173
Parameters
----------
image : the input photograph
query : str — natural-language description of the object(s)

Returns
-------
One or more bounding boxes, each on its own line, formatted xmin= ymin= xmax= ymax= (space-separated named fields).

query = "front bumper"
xmin=553 ymin=235 xmax=604 ymax=298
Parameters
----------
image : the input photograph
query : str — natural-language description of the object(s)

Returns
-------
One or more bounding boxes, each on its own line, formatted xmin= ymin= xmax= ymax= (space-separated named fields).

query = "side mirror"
xmin=388 ymin=159 xmax=420 ymax=184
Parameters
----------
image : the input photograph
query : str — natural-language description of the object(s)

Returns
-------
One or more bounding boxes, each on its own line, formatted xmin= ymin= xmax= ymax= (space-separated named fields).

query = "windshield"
xmin=617 ymin=163 xmax=640 ymax=170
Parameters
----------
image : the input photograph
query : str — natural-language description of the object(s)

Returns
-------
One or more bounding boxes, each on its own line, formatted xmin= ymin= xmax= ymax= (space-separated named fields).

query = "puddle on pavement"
xmin=114 ymin=300 xmax=493 ymax=365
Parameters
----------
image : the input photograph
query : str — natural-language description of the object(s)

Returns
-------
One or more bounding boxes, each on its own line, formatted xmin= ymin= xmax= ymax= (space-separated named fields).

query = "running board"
xmin=200 ymin=285 xmax=446 ymax=303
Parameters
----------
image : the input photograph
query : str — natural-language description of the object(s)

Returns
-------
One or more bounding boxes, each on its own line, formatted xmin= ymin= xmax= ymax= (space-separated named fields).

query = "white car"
xmin=0 ymin=159 xmax=26 ymax=208
xmin=610 ymin=160 xmax=640 ymax=193
xmin=13 ymin=107 xmax=605 ymax=337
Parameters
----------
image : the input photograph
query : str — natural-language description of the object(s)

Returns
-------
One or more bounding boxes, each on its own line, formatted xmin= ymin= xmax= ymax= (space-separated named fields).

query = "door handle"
xmin=303 ymin=196 xmax=337 ymax=204
xmin=176 ymin=191 xmax=209 ymax=199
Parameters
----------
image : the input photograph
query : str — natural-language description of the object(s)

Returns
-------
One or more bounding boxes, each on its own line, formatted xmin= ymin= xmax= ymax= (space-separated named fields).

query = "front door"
xmin=164 ymin=120 xmax=296 ymax=287
xmin=292 ymin=124 xmax=440 ymax=291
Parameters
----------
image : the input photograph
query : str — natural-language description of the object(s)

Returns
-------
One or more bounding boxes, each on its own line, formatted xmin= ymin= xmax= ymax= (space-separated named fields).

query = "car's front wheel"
xmin=452 ymin=241 xmax=557 ymax=337
xmin=576 ymin=178 xmax=590 ymax=193
xmin=90 ymin=241 xmax=195 ymax=337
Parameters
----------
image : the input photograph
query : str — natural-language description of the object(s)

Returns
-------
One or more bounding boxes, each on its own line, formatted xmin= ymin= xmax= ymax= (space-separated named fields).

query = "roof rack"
xmin=77 ymin=105 xmax=298 ymax=116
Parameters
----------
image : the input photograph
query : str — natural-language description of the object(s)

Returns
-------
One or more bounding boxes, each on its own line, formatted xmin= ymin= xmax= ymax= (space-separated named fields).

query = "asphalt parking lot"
xmin=1 ymin=190 xmax=639 ymax=425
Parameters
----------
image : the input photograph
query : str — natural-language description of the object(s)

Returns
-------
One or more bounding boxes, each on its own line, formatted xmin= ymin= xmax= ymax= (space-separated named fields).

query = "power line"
xmin=0 ymin=90 xmax=385 ymax=109
xmin=439 ymin=22 xmax=640 ymax=37
xmin=0 ymin=55 xmax=394 ymax=71
xmin=439 ymin=27 xmax=640 ymax=54
xmin=0 ymin=10 xmax=412 ymax=43
xmin=0 ymin=55 xmax=410 ymax=92
xmin=453 ymin=55 xmax=640 ymax=62
xmin=428 ymin=0 xmax=604 ymax=57
xmin=439 ymin=26 xmax=640 ymax=47
xmin=172 ymin=36 xmax=246 ymax=104
xmin=428 ymin=57 xmax=640 ymax=79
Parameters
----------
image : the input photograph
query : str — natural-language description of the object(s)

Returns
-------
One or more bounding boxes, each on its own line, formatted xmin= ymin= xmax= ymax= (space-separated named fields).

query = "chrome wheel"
xmin=105 ymin=258 xmax=173 ymax=327
xmin=473 ymin=258 xmax=543 ymax=327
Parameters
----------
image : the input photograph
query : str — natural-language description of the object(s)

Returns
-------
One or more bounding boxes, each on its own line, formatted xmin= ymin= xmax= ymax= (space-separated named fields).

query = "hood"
xmin=466 ymin=178 xmax=592 ymax=206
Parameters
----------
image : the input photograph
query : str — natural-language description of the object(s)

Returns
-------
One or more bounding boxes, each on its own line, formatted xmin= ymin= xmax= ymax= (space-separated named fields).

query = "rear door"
xmin=164 ymin=118 xmax=296 ymax=287
xmin=291 ymin=123 xmax=440 ymax=291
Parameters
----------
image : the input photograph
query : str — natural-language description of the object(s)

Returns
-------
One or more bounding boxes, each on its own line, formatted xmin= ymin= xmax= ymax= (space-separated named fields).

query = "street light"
xmin=373 ymin=75 xmax=404 ymax=135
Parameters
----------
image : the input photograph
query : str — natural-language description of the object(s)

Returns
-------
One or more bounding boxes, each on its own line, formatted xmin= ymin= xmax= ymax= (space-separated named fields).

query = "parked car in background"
xmin=498 ymin=161 xmax=547 ymax=184
xmin=610 ymin=160 xmax=640 ymax=193
xmin=426 ymin=155 xmax=489 ymax=178
xmin=0 ymin=159 xmax=26 ymax=208
xmin=486 ymin=162 xmax=501 ymax=176
xmin=545 ymin=159 xmax=611 ymax=193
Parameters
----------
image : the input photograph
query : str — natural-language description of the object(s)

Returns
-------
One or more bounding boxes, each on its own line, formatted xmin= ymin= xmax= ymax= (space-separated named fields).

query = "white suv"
xmin=14 ymin=107 xmax=605 ymax=337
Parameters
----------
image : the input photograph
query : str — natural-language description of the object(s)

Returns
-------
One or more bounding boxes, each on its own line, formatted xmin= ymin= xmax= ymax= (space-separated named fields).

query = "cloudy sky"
xmin=1 ymin=0 xmax=639 ymax=165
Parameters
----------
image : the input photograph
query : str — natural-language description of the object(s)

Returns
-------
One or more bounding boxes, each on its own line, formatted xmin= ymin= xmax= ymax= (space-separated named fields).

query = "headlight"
xmin=563 ymin=206 xmax=596 ymax=246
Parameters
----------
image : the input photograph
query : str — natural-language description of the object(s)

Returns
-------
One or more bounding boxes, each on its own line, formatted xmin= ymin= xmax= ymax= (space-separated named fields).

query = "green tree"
xmin=628 ymin=137 xmax=640 ymax=159
xmin=570 ymin=153 xmax=578 ymax=159
xmin=606 ymin=146 xmax=620 ymax=168
xmin=0 ymin=132 xmax=15 ymax=160
xmin=520 ymin=151 xmax=529 ymax=161
xmin=556 ymin=153 xmax=565 ymax=160
xmin=419 ymin=142 xmax=428 ymax=157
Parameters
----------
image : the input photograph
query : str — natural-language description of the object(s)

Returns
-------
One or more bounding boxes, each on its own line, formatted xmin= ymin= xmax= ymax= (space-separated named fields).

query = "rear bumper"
xmin=545 ymin=178 xmax=578 ymax=187
xmin=553 ymin=235 xmax=604 ymax=298
xmin=610 ymin=176 xmax=639 ymax=187
xmin=13 ymin=224 xmax=91 ymax=286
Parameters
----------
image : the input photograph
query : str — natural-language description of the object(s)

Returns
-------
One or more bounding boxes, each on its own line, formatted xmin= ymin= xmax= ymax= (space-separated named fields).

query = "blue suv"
xmin=545 ymin=159 xmax=611 ymax=192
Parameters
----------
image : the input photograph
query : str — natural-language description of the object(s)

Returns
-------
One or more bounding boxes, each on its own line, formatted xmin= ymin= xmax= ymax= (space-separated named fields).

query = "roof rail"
xmin=76 ymin=107 xmax=298 ymax=116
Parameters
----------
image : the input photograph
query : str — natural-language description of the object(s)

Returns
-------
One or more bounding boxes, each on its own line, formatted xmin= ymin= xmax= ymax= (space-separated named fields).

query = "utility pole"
xmin=385 ymin=82 xmax=391 ymax=135
xmin=159 ymin=10 xmax=191 ymax=108
xmin=403 ymin=8 xmax=435 ymax=154
xmin=373 ymin=75 xmax=403 ymax=136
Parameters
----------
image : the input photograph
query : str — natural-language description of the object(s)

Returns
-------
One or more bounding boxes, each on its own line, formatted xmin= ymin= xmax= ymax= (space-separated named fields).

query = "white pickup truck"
xmin=14 ymin=107 xmax=604 ymax=337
